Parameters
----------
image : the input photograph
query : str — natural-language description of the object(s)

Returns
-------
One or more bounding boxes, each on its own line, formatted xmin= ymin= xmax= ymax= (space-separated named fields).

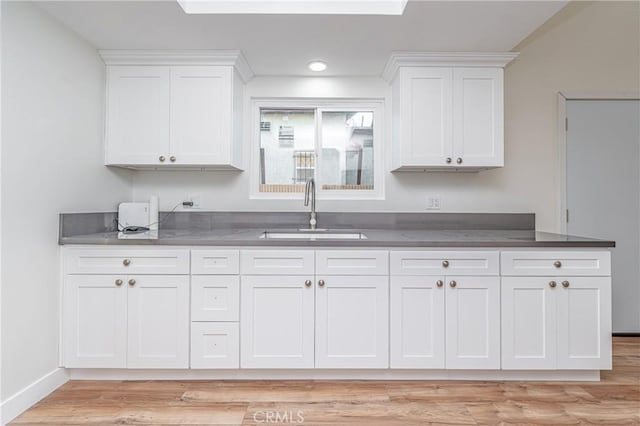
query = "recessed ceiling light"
xmin=178 ymin=0 xmax=408 ymax=15
xmin=308 ymin=61 xmax=328 ymax=72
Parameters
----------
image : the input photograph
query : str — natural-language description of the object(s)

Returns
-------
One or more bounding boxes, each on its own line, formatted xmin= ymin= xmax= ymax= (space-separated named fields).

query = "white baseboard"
xmin=69 ymin=368 xmax=601 ymax=382
xmin=1 ymin=368 xmax=69 ymax=425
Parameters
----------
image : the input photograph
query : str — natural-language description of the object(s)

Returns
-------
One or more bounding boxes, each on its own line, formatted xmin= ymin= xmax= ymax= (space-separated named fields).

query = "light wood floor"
xmin=12 ymin=337 xmax=639 ymax=425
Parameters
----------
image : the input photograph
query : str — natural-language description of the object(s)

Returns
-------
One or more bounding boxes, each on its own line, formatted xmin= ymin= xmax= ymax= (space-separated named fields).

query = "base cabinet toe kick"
xmin=60 ymin=247 xmax=612 ymax=380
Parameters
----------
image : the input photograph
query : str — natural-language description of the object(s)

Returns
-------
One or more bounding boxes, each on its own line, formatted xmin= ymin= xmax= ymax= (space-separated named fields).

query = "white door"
xmin=445 ymin=276 xmax=500 ymax=369
xmin=105 ymin=66 xmax=171 ymax=165
xmin=557 ymin=277 xmax=612 ymax=370
xmin=501 ymin=277 xmax=557 ymax=369
xmin=127 ymin=275 xmax=189 ymax=368
xmin=398 ymin=67 xmax=453 ymax=167
xmin=315 ymin=275 xmax=389 ymax=368
xmin=63 ymin=275 xmax=127 ymax=368
xmin=566 ymin=99 xmax=640 ymax=332
xmin=452 ymin=67 xmax=503 ymax=167
xmin=390 ymin=276 xmax=445 ymax=368
xmin=170 ymin=66 xmax=233 ymax=165
xmin=240 ymin=275 xmax=315 ymax=368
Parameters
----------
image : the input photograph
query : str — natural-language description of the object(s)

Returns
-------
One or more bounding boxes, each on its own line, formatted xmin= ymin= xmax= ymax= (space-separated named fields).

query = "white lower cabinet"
xmin=390 ymin=275 xmax=500 ymax=369
xmin=445 ymin=276 xmax=501 ymax=369
xmin=127 ymin=275 xmax=190 ymax=369
xmin=502 ymin=276 xmax=612 ymax=370
xmin=315 ymin=276 xmax=389 ymax=368
xmin=501 ymin=277 xmax=557 ymax=369
xmin=63 ymin=247 xmax=612 ymax=375
xmin=240 ymin=275 xmax=315 ymax=368
xmin=63 ymin=275 xmax=128 ymax=368
xmin=63 ymin=274 xmax=189 ymax=368
xmin=390 ymin=276 xmax=445 ymax=368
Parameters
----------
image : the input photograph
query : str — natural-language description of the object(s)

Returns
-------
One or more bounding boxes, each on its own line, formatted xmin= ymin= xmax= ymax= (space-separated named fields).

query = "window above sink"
xmin=250 ymin=99 xmax=385 ymax=200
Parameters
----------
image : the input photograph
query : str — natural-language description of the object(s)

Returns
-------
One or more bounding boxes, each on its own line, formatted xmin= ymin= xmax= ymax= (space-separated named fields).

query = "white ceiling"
xmin=37 ymin=0 xmax=567 ymax=76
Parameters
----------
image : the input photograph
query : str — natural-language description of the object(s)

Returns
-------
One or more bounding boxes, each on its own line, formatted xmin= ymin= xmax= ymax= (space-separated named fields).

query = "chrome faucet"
xmin=304 ymin=178 xmax=317 ymax=230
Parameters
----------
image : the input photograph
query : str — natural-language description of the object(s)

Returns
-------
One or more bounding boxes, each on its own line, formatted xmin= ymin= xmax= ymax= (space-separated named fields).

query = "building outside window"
xmin=254 ymin=101 xmax=383 ymax=199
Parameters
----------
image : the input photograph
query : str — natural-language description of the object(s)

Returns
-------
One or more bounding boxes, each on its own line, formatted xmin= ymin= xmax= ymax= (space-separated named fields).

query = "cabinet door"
xmin=445 ymin=276 xmax=500 ymax=369
xmin=452 ymin=67 xmax=503 ymax=167
xmin=105 ymin=66 xmax=170 ymax=165
xmin=315 ymin=275 xmax=389 ymax=368
xmin=502 ymin=277 xmax=557 ymax=369
xmin=240 ymin=276 xmax=315 ymax=368
xmin=170 ymin=66 xmax=233 ymax=166
xmin=397 ymin=67 xmax=453 ymax=167
xmin=390 ymin=276 xmax=445 ymax=368
xmin=63 ymin=275 xmax=127 ymax=368
xmin=557 ymin=277 xmax=612 ymax=370
xmin=127 ymin=275 xmax=189 ymax=368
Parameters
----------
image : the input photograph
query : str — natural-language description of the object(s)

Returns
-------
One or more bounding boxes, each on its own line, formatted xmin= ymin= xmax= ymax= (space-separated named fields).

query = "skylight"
xmin=177 ymin=0 xmax=409 ymax=15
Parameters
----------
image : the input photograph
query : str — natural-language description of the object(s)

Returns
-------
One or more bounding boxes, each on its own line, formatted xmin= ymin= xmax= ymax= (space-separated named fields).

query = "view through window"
xmin=259 ymin=108 xmax=375 ymax=194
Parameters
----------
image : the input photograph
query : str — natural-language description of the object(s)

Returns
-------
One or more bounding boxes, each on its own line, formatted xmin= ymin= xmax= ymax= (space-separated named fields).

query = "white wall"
xmin=132 ymin=2 xmax=640 ymax=233
xmin=0 ymin=1 xmax=131 ymax=403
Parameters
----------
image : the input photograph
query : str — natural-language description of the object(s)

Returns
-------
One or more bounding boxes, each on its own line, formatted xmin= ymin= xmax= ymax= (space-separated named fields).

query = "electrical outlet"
xmin=426 ymin=195 xmax=441 ymax=210
xmin=188 ymin=194 xmax=202 ymax=209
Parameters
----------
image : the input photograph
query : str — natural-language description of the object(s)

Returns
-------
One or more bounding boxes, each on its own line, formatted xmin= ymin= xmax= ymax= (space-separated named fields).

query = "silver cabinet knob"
xmin=128 ymin=279 xmax=136 ymax=286
xmin=436 ymin=280 xmax=444 ymax=288
xmin=554 ymin=260 xmax=562 ymax=268
xmin=456 ymin=157 xmax=463 ymax=164
xmin=562 ymin=280 xmax=570 ymax=288
xmin=442 ymin=260 xmax=450 ymax=268
xmin=449 ymin=280 xmax=457 ymax=288
xmin=170 ymin=156 xmax=176 ymax=162
xmin=318 ymin=280 xmax=325 ymax=287
xmin=159 ymin=156 xmax=166 ymax=162
xmin=115 ymin=279 xmax=123 ymax=286
xmin=549 ymin=280 xmax=557 ymax=288
xmin=123 ymin=259 xmax=131 ymax=266
xmin=446 ymin=157 xmax=452 ymax=164
xmin=305 ymin=280 xmax=312 ymax=287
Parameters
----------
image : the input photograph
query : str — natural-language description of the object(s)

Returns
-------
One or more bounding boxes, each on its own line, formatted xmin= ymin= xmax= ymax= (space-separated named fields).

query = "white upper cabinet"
xmin=105 ymin=66 xmax=171 ymax=166
xmin=383 ymin=52 xmax=517 ymax=171
xmin=101 ymin=50 xmax=253 ymax=170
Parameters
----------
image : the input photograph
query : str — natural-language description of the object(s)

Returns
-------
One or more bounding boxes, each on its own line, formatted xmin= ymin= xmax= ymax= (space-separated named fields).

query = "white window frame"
xmin=250 ymin=98 xmax=385 ymax=200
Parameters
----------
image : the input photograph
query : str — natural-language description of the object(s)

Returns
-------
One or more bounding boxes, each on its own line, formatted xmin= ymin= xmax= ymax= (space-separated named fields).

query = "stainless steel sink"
xmin=259 ymin=230 xmax=368 ymax=240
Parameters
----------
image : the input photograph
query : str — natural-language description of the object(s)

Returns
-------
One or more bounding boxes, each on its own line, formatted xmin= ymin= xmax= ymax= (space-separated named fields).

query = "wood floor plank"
xmin=10 ymin=337 xmax=640 ymax=425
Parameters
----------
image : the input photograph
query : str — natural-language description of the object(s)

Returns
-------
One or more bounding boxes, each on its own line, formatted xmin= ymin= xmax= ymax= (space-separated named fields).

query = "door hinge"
xmin=566 ymin=209 xmax=570 ymax=223
xmin=565 ymin=117 xmax=569 ymax=132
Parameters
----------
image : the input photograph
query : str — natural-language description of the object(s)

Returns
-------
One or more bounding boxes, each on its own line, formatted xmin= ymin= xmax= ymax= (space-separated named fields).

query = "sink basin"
xmin=260 ymin=230 xmax=368 ymax=240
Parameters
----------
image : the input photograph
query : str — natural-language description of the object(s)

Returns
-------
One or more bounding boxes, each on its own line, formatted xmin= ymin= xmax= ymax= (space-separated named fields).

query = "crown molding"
xmin=99 ymin=50 xmax=254 ymax=82
xmin=382 ymin=51 xmax=519 ymax=82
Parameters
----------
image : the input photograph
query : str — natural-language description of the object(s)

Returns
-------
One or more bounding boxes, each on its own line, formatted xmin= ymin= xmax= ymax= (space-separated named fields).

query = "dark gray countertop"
xmin=59 ymin=228 xmax=615 ymax=248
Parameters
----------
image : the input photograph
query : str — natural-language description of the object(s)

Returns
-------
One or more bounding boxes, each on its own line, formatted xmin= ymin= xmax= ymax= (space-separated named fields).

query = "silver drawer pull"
xmin=436 ymin=280 xmax=444 ymax=288
xmin=449 ymin=280 xmax=457 ymax=288
xmin=128 ymin=279 xmax=136 ymax=286
xmin=318 ymin=280 xmax=325 ymax=287
xmin=562 ymin=280 xmax=570 ymax=288
xmin=549 ymin=280 xmax=557 ymax=288
xmin=123 ymin=259 xmax=131 ymax=266
xmin=554 ymin=260 xmax=562 ymax=268
xmin=305 ymin=280 xmax=312 ymax=287
xmin=442 ymin=260 xmax=450 ymax=268
xmin=115 ymin=279 xmax=123 ymax=286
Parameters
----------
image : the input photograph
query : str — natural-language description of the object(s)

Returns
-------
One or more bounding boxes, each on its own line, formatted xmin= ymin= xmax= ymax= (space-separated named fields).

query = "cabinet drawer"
xmin=64 ymin=249 xmax=189 ymax=275
xmin=390 ymin=251 xmax=499 ymax=276
xmin=316 ymin=250 xmax=389 ymax=276
xmin=191 ymin=250 xmax=239 ymax=275
xmin=241 ymin=250 xmax=314 ymax=275
xmin=501 ymin=251 xmax=611 ymax=276
xmin=191 ymin=276 xmax=239 ymax=322
xmin=190 ymin=322 xmax=239 ymax=369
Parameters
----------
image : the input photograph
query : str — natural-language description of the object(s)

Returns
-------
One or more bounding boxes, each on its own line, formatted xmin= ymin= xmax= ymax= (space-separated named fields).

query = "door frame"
xmin=556 ymin=91 xmax=640 ymax=234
